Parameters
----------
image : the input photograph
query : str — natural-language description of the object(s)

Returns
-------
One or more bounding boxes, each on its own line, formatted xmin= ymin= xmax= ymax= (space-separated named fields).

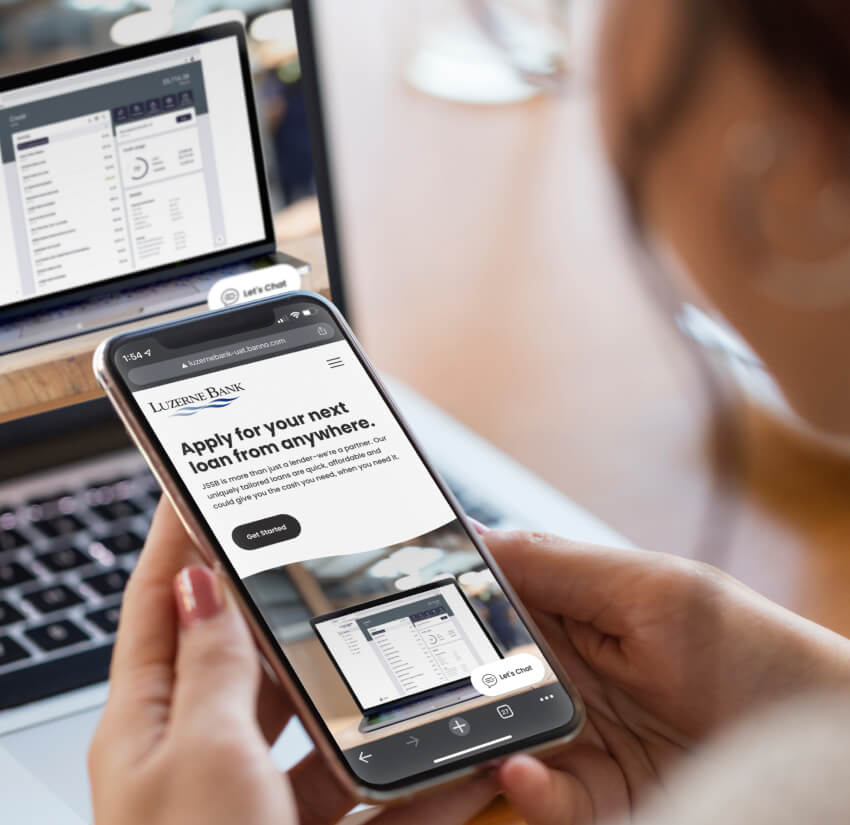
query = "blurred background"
xmin=3 ymin=0 xmax=850 ymax=638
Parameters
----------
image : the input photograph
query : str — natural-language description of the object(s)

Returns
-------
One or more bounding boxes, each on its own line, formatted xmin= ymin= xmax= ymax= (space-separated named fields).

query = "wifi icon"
xmin=290 ymin=311 xmax=301 ymax=319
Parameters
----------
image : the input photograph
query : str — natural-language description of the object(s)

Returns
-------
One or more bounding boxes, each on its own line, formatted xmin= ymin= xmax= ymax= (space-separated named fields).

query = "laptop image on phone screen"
xmin=310 ymin=579 xmax=502 ymax=733
xmin=0 ymin=6 xmax=629 ymax=823
xmin=0 ymin=22 xmax=309 ymax=354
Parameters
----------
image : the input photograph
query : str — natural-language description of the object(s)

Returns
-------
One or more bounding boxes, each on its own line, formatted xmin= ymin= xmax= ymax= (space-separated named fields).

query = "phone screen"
xmin=109 ymin=295 xmax=579 ymax=790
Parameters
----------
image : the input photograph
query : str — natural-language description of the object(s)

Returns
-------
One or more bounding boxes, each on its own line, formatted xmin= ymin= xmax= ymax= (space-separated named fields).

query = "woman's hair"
xmin=621 ymin=0 xmax=850 ymax=217
xmin=617 ymin=1 xmax=850 ymax=562
xmin=729 ymin=3 xmax=850 ymax=113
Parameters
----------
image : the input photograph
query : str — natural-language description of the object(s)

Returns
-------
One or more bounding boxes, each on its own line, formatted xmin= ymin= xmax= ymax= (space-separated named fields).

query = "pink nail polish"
xmin=175 ymin=566 xmax=222 ymax=627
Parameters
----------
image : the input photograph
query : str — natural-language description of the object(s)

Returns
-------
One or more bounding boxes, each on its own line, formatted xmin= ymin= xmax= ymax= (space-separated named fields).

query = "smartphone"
xmin=93 ymin=292 xmax=584 ymax=802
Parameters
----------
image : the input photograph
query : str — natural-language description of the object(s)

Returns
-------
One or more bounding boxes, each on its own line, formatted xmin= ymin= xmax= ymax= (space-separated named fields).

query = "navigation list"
xmin=366 ymin=601 xmax=488 ymax=696
xmin=13 ymin=111 xmax=132 ymax=293
xmin=370 ymin=614 xmax=449 ymax=696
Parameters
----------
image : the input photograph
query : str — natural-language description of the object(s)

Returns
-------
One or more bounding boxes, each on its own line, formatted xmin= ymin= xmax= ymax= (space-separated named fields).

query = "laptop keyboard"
xmin=0 ymin=459 xmax=504 ymax=712
xmin=0 ymin=466 xmax=159 ymax=711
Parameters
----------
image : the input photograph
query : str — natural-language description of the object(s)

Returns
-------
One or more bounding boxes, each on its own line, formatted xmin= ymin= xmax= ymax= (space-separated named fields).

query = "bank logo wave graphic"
xmin=170 ymin=396 xmax=240 ymax=417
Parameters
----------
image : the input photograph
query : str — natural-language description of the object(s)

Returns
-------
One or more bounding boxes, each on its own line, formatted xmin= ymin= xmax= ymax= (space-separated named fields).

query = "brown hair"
xmin=615 ymin=1 xmax=850 ymax=561
xmin=621 ymin=0 xmax=850 ymax=218
xmin=730 ymin=3 xmax=850 ymax=112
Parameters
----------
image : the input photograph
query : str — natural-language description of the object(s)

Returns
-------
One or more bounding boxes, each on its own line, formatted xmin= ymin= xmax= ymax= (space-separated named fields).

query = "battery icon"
xmin=302 ymin=309 xmax=314 ymax=316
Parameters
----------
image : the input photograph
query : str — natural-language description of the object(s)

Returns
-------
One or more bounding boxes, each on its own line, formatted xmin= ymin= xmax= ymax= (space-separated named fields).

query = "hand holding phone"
xmin=94 ymin=292 xmax=584 ymax=803
xmin=89 ymin=496 xmax=502 ymax=825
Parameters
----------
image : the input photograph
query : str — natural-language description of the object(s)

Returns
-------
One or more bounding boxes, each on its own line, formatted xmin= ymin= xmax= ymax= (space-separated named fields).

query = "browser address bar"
xmin=127 ymin=323 xmax=335 ymax=387
xmin=0 ymin=50 xmax=199 ymax=108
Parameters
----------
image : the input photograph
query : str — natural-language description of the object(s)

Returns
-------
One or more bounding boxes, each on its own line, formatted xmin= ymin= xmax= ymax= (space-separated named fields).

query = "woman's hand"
xmin=88 ymin=499 xmax=497 ymax=825
xmin=480 ymin=529 xmax=850 ymax=825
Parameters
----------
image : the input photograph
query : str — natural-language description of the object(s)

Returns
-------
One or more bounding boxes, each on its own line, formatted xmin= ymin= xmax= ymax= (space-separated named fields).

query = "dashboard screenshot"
xmin=313 ymin=582 xmax=501 ymax=710
xmin=0 ymin=35 xmax=266 ymax=308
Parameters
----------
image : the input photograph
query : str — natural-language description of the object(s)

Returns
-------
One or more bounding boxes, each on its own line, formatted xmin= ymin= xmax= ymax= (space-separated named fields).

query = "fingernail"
xmin=468 ymin=517 xmax=490 ymax=535
xmin=175 ymin=566 xmax=223 ymax=628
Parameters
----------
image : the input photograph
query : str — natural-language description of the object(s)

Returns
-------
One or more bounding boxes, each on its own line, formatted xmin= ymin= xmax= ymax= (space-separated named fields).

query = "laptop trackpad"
xmin=1 ymin=706 xmax=315 ymax=822
xmin=0 ymin=746 xmax=85 ymax=825
xmin=1 ymin=705 xmax=101 ymax=821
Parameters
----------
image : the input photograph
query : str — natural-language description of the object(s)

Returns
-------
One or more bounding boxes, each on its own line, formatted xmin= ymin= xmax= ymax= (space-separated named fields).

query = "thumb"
xmin=498 ymin=754 xmax=593 ymax=825
xmin=483 ymin=530 xmax=668 ymax=634
xmin=170 ymin=566 xmax=261 ymax=731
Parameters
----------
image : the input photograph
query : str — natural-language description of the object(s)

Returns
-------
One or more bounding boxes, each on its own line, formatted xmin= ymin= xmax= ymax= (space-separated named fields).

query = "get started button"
xmin=471 ymin=653 xmax=545 ymax=697
xmin=232 ymin=514 xmax=301 ymax=550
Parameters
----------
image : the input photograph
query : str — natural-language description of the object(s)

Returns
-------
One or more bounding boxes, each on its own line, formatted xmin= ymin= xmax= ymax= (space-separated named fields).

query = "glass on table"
xmin=406 ymin=0 xmax=573 ymax=104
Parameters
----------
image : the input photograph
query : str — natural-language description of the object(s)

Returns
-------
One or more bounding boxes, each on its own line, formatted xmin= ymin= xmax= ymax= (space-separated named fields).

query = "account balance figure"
xmin=89 ymin=0 xmax=850 ymax=824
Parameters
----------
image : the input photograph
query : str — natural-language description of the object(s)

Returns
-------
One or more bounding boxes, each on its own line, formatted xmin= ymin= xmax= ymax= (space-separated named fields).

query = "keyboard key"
xmin=0 ymin=636 xmax=29 ymax=667
xmin=0 ymin=529 xmax=27 ymax=553
xmin=26 ymin=619 xmax=89 ymax=652
xmin=26 ymin=494 xmax=77 ymax=524
xmin=24 ymin=585 xmax=83 ymax=615
xmin=83 ymin=569 xmax=129 ymax=597
xmin=0 ymin=601 xmax=24 ymax=627
xmin=0 ymin=644 xmax=112 ymax=710
xmin=135 ymin=473 xmax=160 ymax=492
xmin=98 ymin=531 xmax=144 ymax=556
xmin=86 ymin=605 xmax=121 ymax=634
xmin=27 ymin=492 xmax=73 ymax=509
xmin=85 ymin=486 xmax=115 ymax=507
xmin=136 ymin=476 xmax=162 ymax=499
xmin=0 ymin=562 xmax=35 ymax=587
xmin=113 ymin=480 xmax=135 ymax=500
xmin=91 ymin=499 xmax=142 ymax=521
xmin=89 ymin=477 xmax=124 ymax=489
xmin=38 ymin=547 xmax=90 ymax=573
xmin=32 ymin=513 xmax=85 ymax=538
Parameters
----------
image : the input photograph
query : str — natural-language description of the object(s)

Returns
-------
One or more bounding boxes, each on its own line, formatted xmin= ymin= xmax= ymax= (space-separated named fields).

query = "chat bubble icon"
xmin=221 ymin=287 xmax=240 ymax=306
xmin=471 ymin=653 xmax=546 ymax=697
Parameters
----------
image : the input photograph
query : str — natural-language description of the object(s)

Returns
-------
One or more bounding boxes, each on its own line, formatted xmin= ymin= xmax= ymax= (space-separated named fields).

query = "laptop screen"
xmin=0 ymin=26 xmax=268 ymax=312
xmin=312 ymin=580 xmax=501 ymax=712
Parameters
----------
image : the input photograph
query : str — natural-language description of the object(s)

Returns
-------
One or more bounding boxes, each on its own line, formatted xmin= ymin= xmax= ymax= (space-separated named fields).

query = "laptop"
xmin=0 ymin=4 xmax=631 ymax=822
xmin=0 ymin=22 xmax=310 ymax=355
xmin=311 ymin=578 xmax=501 ymax=734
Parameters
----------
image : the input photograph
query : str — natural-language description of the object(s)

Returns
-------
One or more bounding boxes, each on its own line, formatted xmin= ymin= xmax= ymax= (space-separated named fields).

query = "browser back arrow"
xmin=358 ymin=752 xmax=372 ymax=763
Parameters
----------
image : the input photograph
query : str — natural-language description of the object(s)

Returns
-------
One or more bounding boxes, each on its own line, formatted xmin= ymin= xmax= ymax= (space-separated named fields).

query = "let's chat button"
xmin=471 ymin=653 xmax=545 ymax=697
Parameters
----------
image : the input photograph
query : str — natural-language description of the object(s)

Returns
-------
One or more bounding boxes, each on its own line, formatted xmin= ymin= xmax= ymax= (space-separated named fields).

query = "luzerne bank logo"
xmin=147 ymin=383 xmax=244 ymax=417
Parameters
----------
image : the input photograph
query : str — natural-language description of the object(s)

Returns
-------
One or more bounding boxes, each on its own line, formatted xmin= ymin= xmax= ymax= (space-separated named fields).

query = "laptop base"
xmin=358 ymin=684 xmax=481 ymax=733
xmin=0 ymin=251 xmax=309 ymax=356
